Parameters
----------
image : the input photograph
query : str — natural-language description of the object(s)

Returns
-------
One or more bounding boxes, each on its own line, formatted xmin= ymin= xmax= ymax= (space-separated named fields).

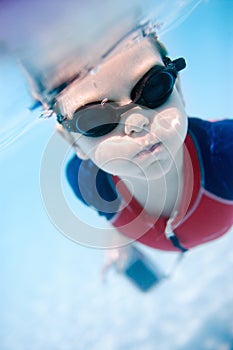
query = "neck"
xmin=121 ymin=147 xmax=184 ymax=218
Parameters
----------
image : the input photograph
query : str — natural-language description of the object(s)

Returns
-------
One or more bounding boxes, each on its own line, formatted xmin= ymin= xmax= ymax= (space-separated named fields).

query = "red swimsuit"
xmin=111 ymin=133 xmax=233 ymax=251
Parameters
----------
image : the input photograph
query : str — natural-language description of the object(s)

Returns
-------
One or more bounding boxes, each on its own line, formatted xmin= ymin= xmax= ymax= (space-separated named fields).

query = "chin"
xmin=131 ymin=158 xmax=173 ymax=180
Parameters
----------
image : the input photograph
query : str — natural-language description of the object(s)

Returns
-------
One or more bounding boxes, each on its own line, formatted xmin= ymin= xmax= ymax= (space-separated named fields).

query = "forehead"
xmin=56 ymin=38 xmax=163 ymax=118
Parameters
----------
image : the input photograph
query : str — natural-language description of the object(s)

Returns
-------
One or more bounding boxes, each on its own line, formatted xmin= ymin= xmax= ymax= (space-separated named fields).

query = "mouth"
xmin=135 ymin=142 xmax=162 ymax=158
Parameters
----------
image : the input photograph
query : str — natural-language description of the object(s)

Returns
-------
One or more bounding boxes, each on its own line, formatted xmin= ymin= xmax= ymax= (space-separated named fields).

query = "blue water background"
xmin=0 ymin=1 xmax=232 ymax=349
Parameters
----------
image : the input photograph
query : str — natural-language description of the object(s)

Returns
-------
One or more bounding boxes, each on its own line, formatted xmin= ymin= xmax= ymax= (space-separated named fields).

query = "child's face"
xmin=58 ymin=38 xmax=188 ymax=179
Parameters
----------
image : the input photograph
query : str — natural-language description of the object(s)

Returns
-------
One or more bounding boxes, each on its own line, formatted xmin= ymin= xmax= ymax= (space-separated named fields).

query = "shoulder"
xmin=188 ymin=117 xmax=233 ymax=200
xmin=188 ymin=117 xmax=233 ymax=139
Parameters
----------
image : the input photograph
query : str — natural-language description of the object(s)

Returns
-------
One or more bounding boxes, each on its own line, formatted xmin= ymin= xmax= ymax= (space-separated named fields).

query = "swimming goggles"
xmin=57 ymin=57 xmax=186 ymax=137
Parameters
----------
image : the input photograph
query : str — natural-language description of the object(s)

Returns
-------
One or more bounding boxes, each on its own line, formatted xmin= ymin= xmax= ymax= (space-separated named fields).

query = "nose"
xmin=123 ymin=110 xmax=150 ymax=136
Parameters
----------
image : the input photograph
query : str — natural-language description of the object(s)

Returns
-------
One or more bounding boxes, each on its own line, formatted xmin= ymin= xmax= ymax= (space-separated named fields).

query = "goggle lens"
xmin=76 ymin=105 xmax=120 ymax=137
xmin=132 ymin=69 xmax=175 ymax=109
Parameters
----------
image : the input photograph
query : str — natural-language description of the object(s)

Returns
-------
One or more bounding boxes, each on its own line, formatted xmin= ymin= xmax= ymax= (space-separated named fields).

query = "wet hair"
xmin=154 ymin=39 xmax=168 ymax=60
xmin=22 ymin=31 xmax=170 ymax=111
xmin=145 ymin=30 xmax=168 ymax=60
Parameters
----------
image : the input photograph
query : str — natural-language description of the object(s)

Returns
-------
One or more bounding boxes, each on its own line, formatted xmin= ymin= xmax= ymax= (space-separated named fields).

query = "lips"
xmin=136 ymin=142 xmax=162 ymax=157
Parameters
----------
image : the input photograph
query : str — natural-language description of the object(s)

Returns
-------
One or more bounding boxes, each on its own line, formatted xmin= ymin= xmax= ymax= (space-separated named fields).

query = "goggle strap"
xmin=163 ymin=57 xmax=186 ymax=73
xmin=57 ymin=114 xmax=66 ymax=124
xmin=173 ymin=57 xmax=186 ymax=72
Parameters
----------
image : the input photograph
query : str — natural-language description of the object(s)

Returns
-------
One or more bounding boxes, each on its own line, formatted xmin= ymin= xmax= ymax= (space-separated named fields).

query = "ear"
xmin=175 ymin=75 xmax=186 ymax=107
xmin=55 ymin=123 xmax=89 ymax=160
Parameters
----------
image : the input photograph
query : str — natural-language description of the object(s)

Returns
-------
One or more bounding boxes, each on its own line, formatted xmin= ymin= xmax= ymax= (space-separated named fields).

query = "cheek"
xmin=155 ymin=108 xmax=187 ymax=135
xmin=152 ymin=93 xmax=188 ymax=146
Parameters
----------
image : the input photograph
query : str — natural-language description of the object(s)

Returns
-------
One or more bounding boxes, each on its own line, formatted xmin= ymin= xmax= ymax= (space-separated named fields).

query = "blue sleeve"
xmin=66 ymin=155 xmax=121 ymax=220
xmin=188 ymin=118 xmax=233 ymax=200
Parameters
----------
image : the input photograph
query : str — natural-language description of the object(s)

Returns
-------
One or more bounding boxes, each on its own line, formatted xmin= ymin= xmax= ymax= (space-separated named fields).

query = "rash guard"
xmin=66 ymin=117 xmax=233 ymax=252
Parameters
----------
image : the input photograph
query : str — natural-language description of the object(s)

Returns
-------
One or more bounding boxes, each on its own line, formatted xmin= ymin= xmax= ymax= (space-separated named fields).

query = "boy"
xmin=3 ymin=1 xmax=232 ymax=253
xmin=51 ymin=28 xmax=233 ymax=253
